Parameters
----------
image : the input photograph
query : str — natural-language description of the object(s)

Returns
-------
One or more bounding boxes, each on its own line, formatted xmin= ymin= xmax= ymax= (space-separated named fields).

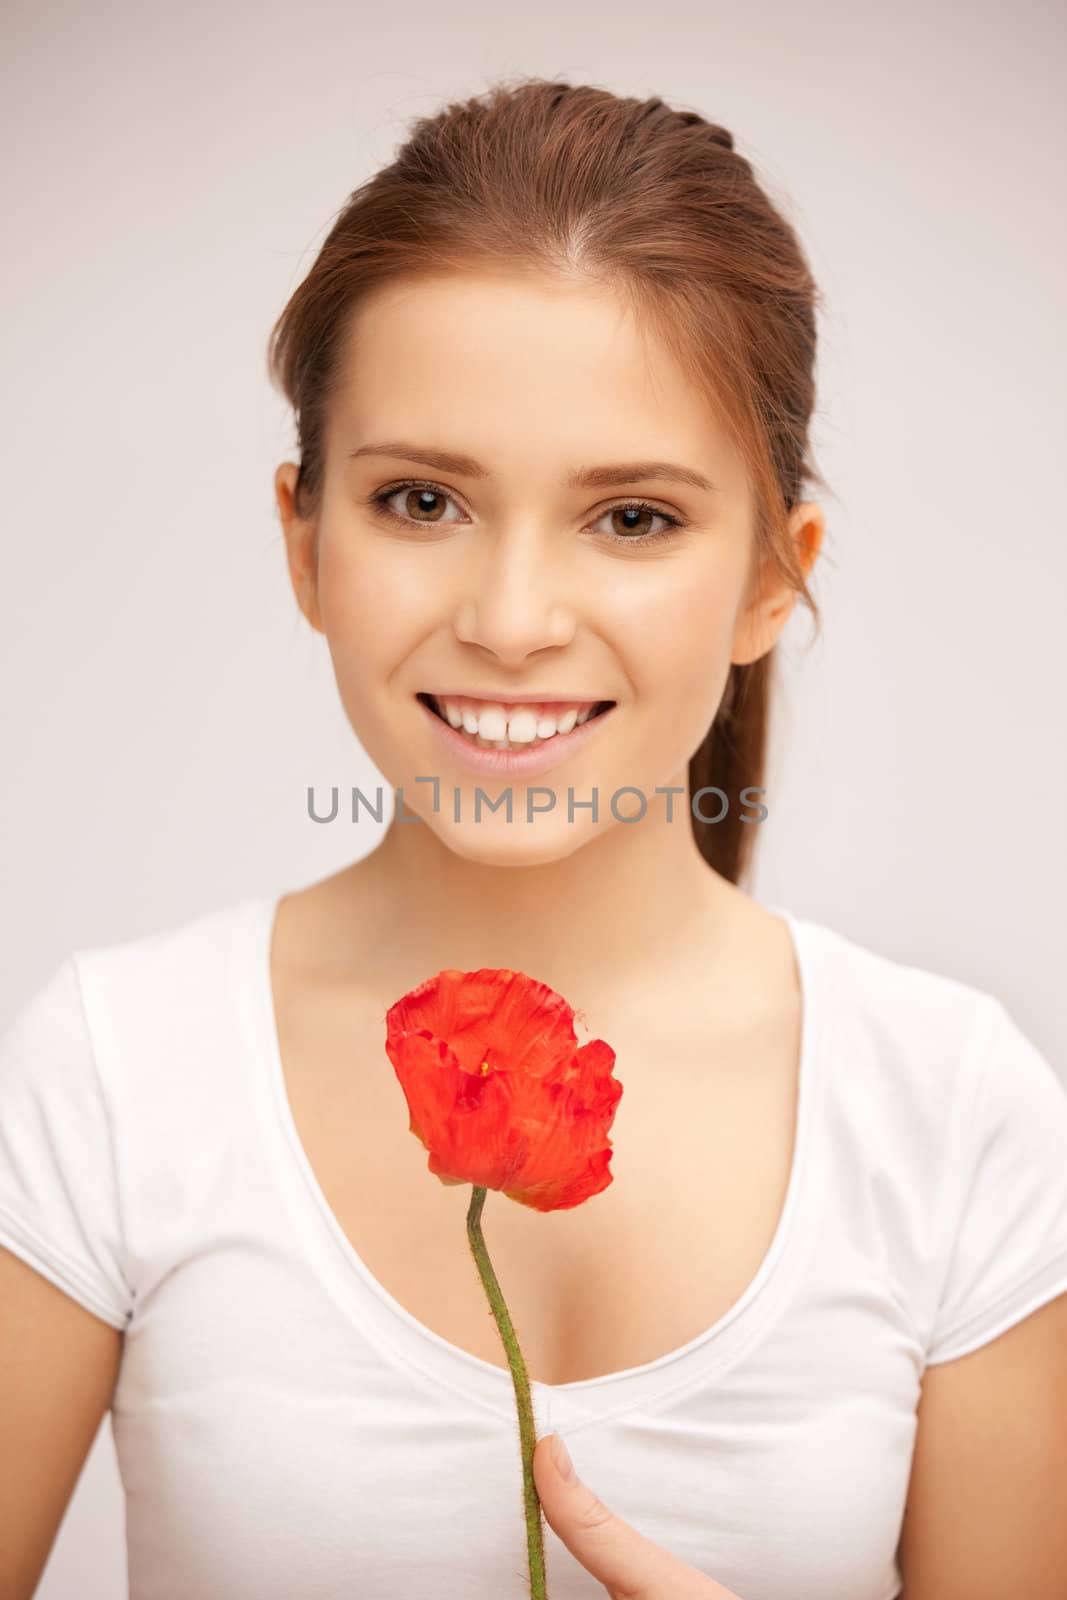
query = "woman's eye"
xmin=371 ymin=484 xmax=462 ymax=523
xmin=591 ymin=504 xmax=682 ymax=543
xmin=366 ymin=480 xmax=685 ymax=546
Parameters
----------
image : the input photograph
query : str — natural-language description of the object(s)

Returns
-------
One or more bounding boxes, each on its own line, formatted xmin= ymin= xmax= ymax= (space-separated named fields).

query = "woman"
xmin=3 ymin=78 xmax=1066 ymax=1600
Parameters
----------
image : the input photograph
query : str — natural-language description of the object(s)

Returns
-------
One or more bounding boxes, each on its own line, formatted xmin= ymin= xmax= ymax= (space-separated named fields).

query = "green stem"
xmin=466 ymin=1184 xmax=547 ymax=1600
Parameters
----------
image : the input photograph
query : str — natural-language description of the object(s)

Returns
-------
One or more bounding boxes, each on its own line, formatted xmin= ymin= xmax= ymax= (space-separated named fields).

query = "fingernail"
xmin=550 ymin=1430 xmax=576 ymax=1482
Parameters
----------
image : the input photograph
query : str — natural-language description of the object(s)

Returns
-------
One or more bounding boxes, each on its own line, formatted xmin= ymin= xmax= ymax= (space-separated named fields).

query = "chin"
xmin=429 ymin=815 xmax=598 ymax=869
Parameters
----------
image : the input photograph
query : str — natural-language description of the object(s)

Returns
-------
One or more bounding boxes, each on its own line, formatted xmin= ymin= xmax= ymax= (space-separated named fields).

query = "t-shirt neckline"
xmin=238 ymin=892 xmax=827 ymax=1427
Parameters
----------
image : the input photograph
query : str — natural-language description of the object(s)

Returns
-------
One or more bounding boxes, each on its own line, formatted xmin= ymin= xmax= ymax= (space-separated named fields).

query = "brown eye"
xmin=368 ymin=481 xmax=465 ymax=525
xmin=592 ymin=501 xmax=685 ymax=546
xmin=603 ymin=505 xmax=662 ymax=540
xmin=401 ymin=487 xmax=447 ymax=521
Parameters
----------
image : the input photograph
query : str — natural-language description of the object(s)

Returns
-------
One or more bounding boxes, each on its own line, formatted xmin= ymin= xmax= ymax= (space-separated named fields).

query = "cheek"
xmin=609 ymin=563 xmax=746 ymax=774
xmin=623 ymin=573 xmax=739 ymax=700
xmin=315 ymin=533 xmax=434 ymax=667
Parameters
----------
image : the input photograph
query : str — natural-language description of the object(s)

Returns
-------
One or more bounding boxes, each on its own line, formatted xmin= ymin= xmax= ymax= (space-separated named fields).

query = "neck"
xmin=344 ymin=772 xmax=745 ymax=1000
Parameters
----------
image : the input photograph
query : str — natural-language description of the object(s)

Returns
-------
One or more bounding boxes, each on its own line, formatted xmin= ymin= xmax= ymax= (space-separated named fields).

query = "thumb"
xmin=532 ymin=1431 xmax=697 ymax=1600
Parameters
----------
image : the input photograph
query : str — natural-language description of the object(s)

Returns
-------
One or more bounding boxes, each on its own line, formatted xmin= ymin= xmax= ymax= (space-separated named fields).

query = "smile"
xmin=415 ymin=693 xmax=617 ymax=777
xmin=418 ymin=693 xmax=614 ymax=750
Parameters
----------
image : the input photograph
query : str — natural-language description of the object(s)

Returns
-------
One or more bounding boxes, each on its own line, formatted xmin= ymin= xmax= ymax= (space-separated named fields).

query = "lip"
xmin=427 ymin=689 xmax=606 ymax=708
xmin=416 ymin=695 xmax=617 ymax=777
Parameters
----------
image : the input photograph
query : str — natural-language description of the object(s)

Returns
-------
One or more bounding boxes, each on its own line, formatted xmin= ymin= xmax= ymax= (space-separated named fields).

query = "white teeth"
xmin=430 ymin=694 xmax=607 ymax=750
xmin=477 ymin=707 xmax=509 ymax=741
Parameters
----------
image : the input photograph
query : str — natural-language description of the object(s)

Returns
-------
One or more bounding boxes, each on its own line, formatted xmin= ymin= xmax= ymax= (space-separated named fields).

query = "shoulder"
xmin=790 ymin=908 xmax=1066 ymax=1242
xmin=786 ymin=913 xmax=1067 ymax=1367
xmin=0 ymin=897 xmax=273 ymax=1124
xmin=2 ymin=893 xmax=271 ymax=1105
xmin=799 ymin=913 xmax=992 ymax=1032
xmin=782 ymin=912 xmax=1032 ymax=1224
xmin=69 ymin=894 xmax=271 ymax=1023
xmin=789 ymin=911 xmax=997 ymax=1112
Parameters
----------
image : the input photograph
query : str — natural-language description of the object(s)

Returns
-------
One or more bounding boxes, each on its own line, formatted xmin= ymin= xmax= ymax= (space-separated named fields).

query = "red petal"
xmin=384 ymin=967 xmax=623 ymax=1213
xmin=386 ymin=968 xmax=580 ymax=1078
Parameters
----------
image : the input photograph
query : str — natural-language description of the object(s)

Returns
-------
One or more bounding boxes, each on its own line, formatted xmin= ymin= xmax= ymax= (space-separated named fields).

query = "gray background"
xmin=2 ymin=0 xmax=1064 ymax=1592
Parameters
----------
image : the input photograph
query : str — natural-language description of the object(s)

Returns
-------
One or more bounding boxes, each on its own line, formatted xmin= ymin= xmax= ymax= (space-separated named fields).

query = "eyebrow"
xmin=347 ymin=440 xmax=719 ymax=495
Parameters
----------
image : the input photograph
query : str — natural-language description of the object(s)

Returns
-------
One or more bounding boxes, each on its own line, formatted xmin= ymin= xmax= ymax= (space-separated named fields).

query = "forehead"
xmin=330 ymin=270 xmax=738 ymax=487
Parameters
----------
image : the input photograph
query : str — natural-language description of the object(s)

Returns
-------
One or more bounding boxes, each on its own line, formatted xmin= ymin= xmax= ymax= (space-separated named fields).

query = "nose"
xmin=452 ymin=525 xmax=578 ymax=664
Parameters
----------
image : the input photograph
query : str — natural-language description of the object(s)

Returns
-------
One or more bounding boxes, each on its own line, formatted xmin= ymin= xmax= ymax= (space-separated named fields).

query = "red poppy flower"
xmin=384 ymin=968 xmax=622 ymax=1213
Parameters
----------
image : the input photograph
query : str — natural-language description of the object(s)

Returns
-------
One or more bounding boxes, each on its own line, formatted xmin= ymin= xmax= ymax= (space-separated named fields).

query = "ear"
xmin=731 ymin=501 xmax=824 ymax=667
xmin=274 ymin=462 xmax=323 ymax=634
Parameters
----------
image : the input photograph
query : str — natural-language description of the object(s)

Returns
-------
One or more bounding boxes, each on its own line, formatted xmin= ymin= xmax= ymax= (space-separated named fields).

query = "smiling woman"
xmin=3 ymin=73 xmax=1066 ymax=1600
xmin=268 ymin=81 xmax=829 ymax=887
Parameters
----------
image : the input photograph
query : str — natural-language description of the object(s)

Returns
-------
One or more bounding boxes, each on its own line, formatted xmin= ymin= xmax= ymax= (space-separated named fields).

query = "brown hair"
xmin=267 ymin=75 xmax=830 ymax=888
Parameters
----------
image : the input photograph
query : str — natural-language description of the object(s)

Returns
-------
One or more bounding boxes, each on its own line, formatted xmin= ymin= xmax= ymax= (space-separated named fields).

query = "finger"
xmin=532 ymin=1432 xmax=722 ymax=1598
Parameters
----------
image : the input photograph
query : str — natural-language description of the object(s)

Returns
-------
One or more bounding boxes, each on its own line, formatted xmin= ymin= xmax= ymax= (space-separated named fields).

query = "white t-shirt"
xmin=3 ymin=895 xmax=1067 ymax=1600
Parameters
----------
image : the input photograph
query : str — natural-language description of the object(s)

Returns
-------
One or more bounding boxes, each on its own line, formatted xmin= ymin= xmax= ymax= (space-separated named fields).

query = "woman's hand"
xmin=533 ymin=1433 xmax=744 ymax=1599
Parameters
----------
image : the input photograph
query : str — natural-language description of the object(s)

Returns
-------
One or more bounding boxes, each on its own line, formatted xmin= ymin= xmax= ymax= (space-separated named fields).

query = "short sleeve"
xmin=0 ymin=955 xmax=134 ymax=1330
xmin=925 ymin=995 xmax=1067 ymax=1365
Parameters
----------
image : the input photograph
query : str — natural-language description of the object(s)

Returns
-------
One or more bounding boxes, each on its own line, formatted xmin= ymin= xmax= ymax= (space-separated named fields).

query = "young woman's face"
xmin=277 ymin=269 xmax=819 ymax=867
